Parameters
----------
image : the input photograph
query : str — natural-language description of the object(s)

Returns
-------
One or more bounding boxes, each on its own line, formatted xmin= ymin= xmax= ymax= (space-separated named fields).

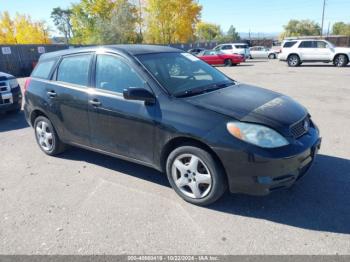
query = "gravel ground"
xmin=0 ymin=59 xmax=349 ymax=255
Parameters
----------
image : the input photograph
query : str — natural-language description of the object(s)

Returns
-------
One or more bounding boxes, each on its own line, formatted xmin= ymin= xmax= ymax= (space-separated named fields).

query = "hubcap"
xmin=336 ymin=56 xmax=344 ymax=66
xmin=289 ymin=56 xmax=298 ymax=66
xmin=171 ymin=154 xmax=212 ymax=199
xmin=35 ymin=121 xmax=53 ymax=151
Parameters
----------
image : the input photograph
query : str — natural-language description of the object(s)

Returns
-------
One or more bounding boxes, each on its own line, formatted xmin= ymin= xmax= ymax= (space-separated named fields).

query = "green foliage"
xmin=332 ymin=22 xmax=350 ymax=36
xmin=51 ymin=7 xmax=73 ymax=44
xmin=196 ymin=22 xmax=222 ymax=41
xmin=92 ymin=1 xmax=138 ymax=44
xmin=280 ymin=19 xmax=321 ymax=40
xmin=226 ymin=25 xmax=240 ymax=41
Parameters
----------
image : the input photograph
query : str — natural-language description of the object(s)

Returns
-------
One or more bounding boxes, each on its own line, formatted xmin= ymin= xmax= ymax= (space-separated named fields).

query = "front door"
xmin=315 ymin=41 xmax=333 ymax=61
xmin=88 ymin=53 xmax=155 ymax=163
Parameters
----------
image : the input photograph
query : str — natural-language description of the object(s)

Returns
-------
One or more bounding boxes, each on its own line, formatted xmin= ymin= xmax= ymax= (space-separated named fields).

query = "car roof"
xmin=284 ymin=39 xmax=325 ymax=41
xmin=39 ymin=44 xmax=183 ymax=61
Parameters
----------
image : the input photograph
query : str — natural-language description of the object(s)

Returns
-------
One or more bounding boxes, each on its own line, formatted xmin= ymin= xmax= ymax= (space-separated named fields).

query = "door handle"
xmin=89 ymin=99 xmax=101 ymax=107
xmin=47 ymin=90 xmax=57 ymax=98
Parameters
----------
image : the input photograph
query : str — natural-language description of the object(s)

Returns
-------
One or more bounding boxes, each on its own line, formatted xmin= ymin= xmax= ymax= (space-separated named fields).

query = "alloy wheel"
xmin=35 ymin=121 xmax=54 ymax=151
xmin=334 ymin=55 xmax=346 ymax=67
xmin=171 ymin=154 xmax=212 ymax=199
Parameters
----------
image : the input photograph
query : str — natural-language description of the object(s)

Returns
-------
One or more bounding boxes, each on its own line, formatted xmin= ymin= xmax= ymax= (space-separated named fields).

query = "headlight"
xmin=8 ymin=79 xmax=19 ymax=89
xmin=226 ymin=122 xmax=289 ymax=148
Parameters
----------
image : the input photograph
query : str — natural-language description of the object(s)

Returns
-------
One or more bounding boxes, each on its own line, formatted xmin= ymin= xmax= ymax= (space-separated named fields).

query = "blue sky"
xmin=1 ymin=0 xmax=350 ymax=35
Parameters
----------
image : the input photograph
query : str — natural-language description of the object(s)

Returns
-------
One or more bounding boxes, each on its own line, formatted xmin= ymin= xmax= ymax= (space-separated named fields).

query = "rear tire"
xmin=166 ymin=145 xmax=227 ymax=206
xmin=287 ymin=54 xmax=300 ymax=67
xmin=334 ymin=54 xmax=348 ymax=67
xmin=34 ymin=116 xmax=67 ymax=156
xmin=224 ymin=59 xmax=233 ymax=67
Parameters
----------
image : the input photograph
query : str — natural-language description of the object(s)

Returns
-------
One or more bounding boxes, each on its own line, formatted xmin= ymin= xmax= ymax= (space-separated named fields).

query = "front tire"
xmin=34 ymin=116 xmax=67 ymax=156
xmin=268 ymin=53 xmax=276 ymax=59
xmin=334 ymin=54 xmax=348 ymax=67
xmin=166 ymin=145 xmax=227 ymax=206
xmin=287 ymin=54 xmax=300 ymax=67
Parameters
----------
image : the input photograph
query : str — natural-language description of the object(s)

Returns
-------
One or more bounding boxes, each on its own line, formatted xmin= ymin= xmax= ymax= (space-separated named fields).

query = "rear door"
xmin=47 ymin=53 xmax=93 ymax=146
xmin=220 ymin=44 xmax=234 ymax=54
xmin=298 ymin=41 xmax=316 ymax=60
xmin=88 ymin=53 xmax=155 ymax=163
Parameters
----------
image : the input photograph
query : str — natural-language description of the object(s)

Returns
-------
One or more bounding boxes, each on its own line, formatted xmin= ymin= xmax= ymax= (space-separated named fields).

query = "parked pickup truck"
xmin=0 ymin=72 xmax=22 ymax=113
xmin=278 ymin=39 xmax=350 ymax=67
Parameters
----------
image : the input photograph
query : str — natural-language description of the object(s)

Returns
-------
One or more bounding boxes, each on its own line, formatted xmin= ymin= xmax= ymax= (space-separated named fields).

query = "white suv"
xmin=278 ymin=39 xmax=350 ymax=67
xmin=213 ymin=43 xmax=250 ymax=58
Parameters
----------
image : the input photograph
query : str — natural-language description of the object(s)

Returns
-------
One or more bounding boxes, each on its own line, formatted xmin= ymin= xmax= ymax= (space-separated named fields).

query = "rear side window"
xmin=95 ymin=54 xmax=144 ymax=93
xmin=299 ymin=41 xmax=314 ymax=48
xmin=283 ymin=41 xmax=297 ymax=48
xmin=222 ymin=45 xmax=233 ymax=50
xmin=234 ymin=45 xmax=248 ymax=49
xmin=316 ymin=41 xmax=327 ymax=48
xmin=31 ymin=60 xmax=56 ymax=79
xmin=57 ymin=54 xmax=92 ymax=86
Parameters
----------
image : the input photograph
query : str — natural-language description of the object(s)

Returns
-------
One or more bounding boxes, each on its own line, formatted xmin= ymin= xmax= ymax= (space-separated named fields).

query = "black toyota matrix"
xmin=24 ymin=45 xmax=321 ymax=205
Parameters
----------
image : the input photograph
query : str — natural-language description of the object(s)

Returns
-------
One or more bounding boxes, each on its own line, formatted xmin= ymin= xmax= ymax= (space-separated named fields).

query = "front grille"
xmin=0 ymin=81 xmax=9 ymax=93
xmin=290 ymin=116 xmax=310 ymax=138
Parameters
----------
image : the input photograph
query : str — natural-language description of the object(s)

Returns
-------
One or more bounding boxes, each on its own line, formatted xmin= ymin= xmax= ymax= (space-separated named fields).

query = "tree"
xmin=0 ymin=11 xmax=50 ymax=44
xmin=92 ymin=0 xmax=138 ymax=44
xmin=195 ymin=22 xmax=222 ymax=41
xmin=51 ymin=7 xmax=73 ymax=44
xmin=0 ymin=11 xmax=17 ymax=44
xmin=226 ymin=25 xmax=240 ymax=41
xmin=70 ymin=0 xmax=118 ymax=44
xmin=280 ymin=19 xmax=321 ymax=39
xmin=145 ymin=0 xmax=202 ymax=44
xmin=70 ymin=0 xmax=139 ymax=44
xmin=332 ymin=22 xmax=350 ymax=36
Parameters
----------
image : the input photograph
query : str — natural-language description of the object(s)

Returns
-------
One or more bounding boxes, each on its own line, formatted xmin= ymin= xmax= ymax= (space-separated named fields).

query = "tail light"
xmin=23 ymin=77 xmax=31 ymax=94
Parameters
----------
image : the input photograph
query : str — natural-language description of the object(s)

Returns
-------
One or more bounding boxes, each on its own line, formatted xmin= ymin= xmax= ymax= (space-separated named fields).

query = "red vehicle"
xmin=197 ymin=50 xmax=245 ymax=66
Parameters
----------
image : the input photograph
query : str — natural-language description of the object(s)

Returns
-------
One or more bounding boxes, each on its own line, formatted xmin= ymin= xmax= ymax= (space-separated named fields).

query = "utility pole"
xmin=321 ymin=0 xmax=326 ymax=37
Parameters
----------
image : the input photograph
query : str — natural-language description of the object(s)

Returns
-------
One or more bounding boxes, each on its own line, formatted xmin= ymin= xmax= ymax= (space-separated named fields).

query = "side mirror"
xmin=123 ymin=87 xmax=156 ymax=105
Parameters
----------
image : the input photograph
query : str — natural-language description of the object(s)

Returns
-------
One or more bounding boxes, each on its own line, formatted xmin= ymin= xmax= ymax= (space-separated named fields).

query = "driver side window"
xmin=95 ymin=54 xmax=144 ymax=93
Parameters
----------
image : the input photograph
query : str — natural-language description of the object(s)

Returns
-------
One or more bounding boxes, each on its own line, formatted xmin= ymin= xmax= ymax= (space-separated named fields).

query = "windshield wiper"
xmin=174 ymin=81 xmax=235 ymax=98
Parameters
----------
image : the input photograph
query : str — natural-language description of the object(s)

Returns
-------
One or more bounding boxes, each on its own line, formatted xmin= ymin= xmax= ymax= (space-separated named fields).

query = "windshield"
xmin=137 ymin=52 xmax=234 ymax=97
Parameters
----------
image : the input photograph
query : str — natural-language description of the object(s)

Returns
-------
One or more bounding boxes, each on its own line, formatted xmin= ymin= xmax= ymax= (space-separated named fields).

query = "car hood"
xmin=0 ymin=72 xmax=14 ymax=81
xmin=184 ymin=84 xmax=307 ymax=135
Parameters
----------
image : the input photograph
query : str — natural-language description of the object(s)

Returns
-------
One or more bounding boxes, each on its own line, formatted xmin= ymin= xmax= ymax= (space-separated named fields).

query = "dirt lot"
xmin=0 ymin=60 xmax=349 ymax=254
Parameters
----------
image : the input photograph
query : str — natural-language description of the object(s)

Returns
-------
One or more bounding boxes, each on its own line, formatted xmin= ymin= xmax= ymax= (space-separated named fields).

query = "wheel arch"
xmin=287 ymin=53 xmax=300 ymax=60
xmin=333 ymin=53 xmax=350 ymax=62
xmin=30 ymin=109 xmax=50 ymax=126
xmin=160 ymin=136 xmax=227 ymax=179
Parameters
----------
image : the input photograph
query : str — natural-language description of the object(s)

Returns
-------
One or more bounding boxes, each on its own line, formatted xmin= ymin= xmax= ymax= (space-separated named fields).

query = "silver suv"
xmin=278 ymin=39 xmax=350 ymax=67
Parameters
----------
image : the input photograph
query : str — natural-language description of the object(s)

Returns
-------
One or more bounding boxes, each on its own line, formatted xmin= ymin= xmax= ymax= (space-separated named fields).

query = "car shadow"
xmin=0 ymin=110 xmax=29 ymax=132
xmin=59 ymin=147 xmax=170 ymax=188
xmin=211 ymin=154 xmax=350 ymax=234
xmin=299 ymin=64 xmax=350 ymax=68
xmin=59 ymin=147 xmax=350 ymax=234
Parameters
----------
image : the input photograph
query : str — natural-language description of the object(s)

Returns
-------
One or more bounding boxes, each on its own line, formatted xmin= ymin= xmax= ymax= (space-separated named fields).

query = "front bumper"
xmin=213 ymin=130 xmax=321 ymax=196
xmin=0 ymin=86 xmax=22 ymax=112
